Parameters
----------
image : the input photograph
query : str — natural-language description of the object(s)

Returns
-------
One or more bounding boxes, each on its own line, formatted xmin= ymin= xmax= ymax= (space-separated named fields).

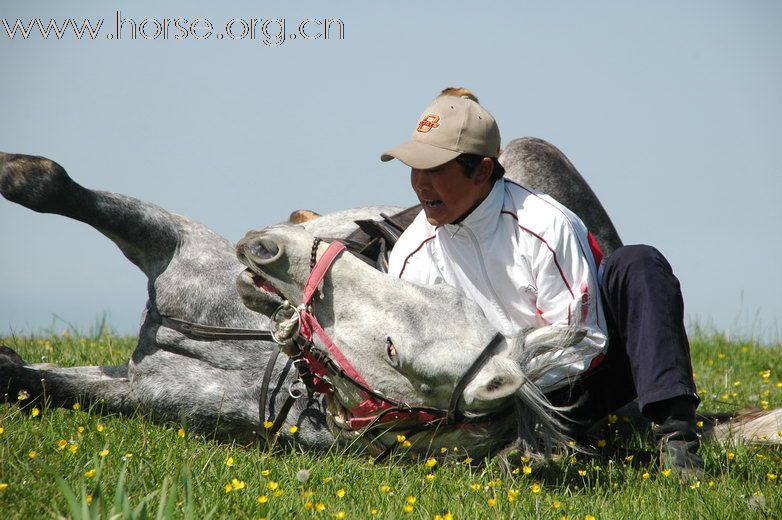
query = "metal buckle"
xmin=269 ymin=300 xmax=301 ymax=345
xmin=289 ymin=378 xmax=307 ymax=399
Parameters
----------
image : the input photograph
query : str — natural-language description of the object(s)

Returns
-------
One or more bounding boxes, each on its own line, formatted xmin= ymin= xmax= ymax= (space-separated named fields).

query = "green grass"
xmin=1 ymin=332 xmax=780 ymax=519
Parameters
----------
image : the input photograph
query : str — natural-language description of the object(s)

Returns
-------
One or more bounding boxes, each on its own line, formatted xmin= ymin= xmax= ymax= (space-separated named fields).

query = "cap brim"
xmin=380 ymin=140 xmax=461 ymax=170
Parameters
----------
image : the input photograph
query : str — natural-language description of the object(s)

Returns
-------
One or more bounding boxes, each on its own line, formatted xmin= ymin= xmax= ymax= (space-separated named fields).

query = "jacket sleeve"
xmin=526 ymin=212 xmax=608 ymax=391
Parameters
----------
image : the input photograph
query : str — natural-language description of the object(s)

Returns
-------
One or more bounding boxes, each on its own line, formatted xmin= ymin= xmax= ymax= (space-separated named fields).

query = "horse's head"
xmin=236 ymin=225 xmax=579 ymax=457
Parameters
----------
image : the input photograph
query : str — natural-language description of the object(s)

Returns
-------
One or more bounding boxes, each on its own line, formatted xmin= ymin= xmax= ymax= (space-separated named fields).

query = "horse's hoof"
xmin=0 ymin=153 xmax=72 ymax=212
xmin=0 ymin=344 xmax=27 ymax=366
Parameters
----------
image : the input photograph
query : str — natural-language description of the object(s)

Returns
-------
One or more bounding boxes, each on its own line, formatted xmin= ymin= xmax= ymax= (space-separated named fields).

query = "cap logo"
xmin=416 ymin=114 xmax=440 ymax=133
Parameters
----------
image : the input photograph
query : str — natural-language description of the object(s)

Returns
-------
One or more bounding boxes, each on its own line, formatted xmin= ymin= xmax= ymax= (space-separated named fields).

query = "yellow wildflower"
xmin=425 ymin=458 xmax=437 ymax=468
xmin=708 ymin=481 xmax=715 ymax=487
xmin=263 ymin=420 xmax=273 ymax=429
xmin=585 ymin=516 xmax=596 ymax=520
xmin=96 ymin=423 xmax=105 ymax=432
xmin=304 ymin=501 xmax=313 ymax=510
xmin=273 ymin=490 xmax=283 ymax=497
xmin=72 ymin=402 xmax=81 ymax=410
xmin=607 ymin=414 xmax=618 ymax=424
xmin=379 ymin=485 xmax=392 ymax=493
xmin=18 ymin=390 xmax=29 ymax=401
xmin=507 ymin=489 xmax=519 ymax=502
xmin=84 ymin=469 xmax=96 ymax=478
xmin=177 ymin=428 xmax=185 ymax=438
xmin=231 ymin=478 xmax=245 ymax=490
xmin=0 ymin=426 xmax=4 ymax=435
xmin=224 ymin=483 xmax=233 ymax=493
xmin=642 ymin=472 xmax=650 ymax=480
xmin=396 ymin=434 xmax=406 ymax=443
xmin=335 ymin=512 xmax=346 ymax=520
xmin=726 ymin=452 xmax=735 ymax=460
xmin=403 ymin=440 xmax=412 ymax=447
xmin=261 ymin=469 xmax=271 ymax=477
xmin=225 ymin=456 xmax=235 ymax=467
xmin=661 ymin=469 xmax=671 ymax=477
xmin=531 ymin=483 xmax=541 ymax=494
xmin=28 ymin=450 xmax=37 ymax=459
xmin=336 ymin=488 xmax=346 ymax=498
xmin=68 ymin=444 xmax=78 ymax=454
xmin=596 ymin=439 xmax=606 ymax=448
xmin=624 ymin=454 xmax=634 ymax=462
xmin=695 ymin=421 xmax=703 ymax=428
xmin=86 ymin=495 xmax=93 ymax=505
xmin=56 ymin=439 xmax=68 ymax=451
xmin=487 ymin=498 xmax=497 ymax=507
xmin=470 ymin=483 xmax=481 ymax=491
xmin=768 ymin=473 xmax=778 ymax=481
xmin=440 ymin=447 xmax=448 ymax=453
xmin=266 ymin=481 xmax=279 ymax=491
xmin=0 ymin=483 xmax=7 ymax=492
xmin=316 ymin=502 xmax=326 ymax=512
xmin=425 ymin=473 xmax=435 ymax=481
xmin=289 ymin=425 xmax=299 ymax=434
xmin=512 ymin=468 xmax=520 ymax=475
xmin=322 ymin=476 xmax=333 ymax=483
xmin=405 ymin=496 xmax=417 ymax=505
xmin=552 ymin=500 xmax=562 ymax=509
xmin=523 ymin=465 xmax=532 ymax=475
xmin=31 ymin=407 xmax=40 ymax=418
xmin=689 ymin=481 xmax=701 ymax=490
xmin=578 ymin=469 xmax=587 ymax=477
xmin=370 ymin=509 xmax=379 ymax=516
xmin=463 ymin=457 xmax=473 ymax=464
xmin=403 ymin=504 xmax=414 ymax=513
xmin=123 ymin=452 xmax=133 ymax=461
xmin=99 ymin=449 xmax=109 ymax=457
xmin=258 ymin=495 xmax=269 ymax=504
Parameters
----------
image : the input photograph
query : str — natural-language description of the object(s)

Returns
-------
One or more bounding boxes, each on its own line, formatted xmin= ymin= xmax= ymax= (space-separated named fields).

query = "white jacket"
xmin=388 ymin=179 xmax=608 ymax=392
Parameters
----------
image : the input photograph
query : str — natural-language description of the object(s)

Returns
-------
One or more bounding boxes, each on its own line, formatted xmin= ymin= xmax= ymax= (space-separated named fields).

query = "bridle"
xmin=161 ymin=236 xmax=512 ymax=457
xmin=265 ymin=237 xmax=512 ymax=458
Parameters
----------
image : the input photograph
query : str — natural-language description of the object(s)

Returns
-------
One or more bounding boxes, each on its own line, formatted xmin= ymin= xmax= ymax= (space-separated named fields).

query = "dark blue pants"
xmin=546 ymin=245 xmax=699 ymax=424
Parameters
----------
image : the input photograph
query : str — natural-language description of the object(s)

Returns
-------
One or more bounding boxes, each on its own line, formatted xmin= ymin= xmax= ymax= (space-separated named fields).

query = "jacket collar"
xmin=438 ymin=180 xmax=505 ymax=237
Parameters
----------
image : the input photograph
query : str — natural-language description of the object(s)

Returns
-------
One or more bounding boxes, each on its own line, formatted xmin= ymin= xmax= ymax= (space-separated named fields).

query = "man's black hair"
xmin=454 ymin=153 xmax=505 ymax=183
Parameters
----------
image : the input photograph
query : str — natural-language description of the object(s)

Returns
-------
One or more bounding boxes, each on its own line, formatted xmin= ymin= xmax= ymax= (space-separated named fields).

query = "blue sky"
xmin=1 ymin=1 xmax=780 ymax=342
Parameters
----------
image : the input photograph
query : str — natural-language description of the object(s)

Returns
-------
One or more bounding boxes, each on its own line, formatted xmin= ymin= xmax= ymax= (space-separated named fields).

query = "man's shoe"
xmin=656 ymin=417 xmax=704 ymax=478
xmin=648 ymin=397 xmax=705 ymax=478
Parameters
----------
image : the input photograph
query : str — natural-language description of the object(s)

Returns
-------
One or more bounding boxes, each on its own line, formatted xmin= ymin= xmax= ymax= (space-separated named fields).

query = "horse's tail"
xmin=708 ymin=408 xmax=782 ymax=445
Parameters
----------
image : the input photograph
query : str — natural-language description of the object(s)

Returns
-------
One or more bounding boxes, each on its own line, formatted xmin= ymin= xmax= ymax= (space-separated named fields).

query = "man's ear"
xmin=463 ymin=356 xmax=524 ymax=405
xmin=471 ymin=157 xmax=494 ymax=186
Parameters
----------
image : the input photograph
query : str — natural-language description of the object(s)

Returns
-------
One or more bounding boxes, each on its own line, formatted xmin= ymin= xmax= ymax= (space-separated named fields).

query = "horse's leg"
xmin=0 ymin=152 xmax=181 ymax=278
xmin=500 ymin=138 xmax=623 ymax=255
xmin=0 ymin=345 xmax=136 ymax=414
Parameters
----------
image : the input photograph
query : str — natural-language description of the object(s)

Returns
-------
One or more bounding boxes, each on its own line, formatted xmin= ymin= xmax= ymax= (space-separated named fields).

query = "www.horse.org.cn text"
xmin=2 ymin=11 xmax=345 ymax=46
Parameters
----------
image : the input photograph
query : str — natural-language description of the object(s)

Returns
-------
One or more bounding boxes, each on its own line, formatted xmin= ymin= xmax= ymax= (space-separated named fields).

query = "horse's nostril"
xmin=242 ymin=237 xmax=283 ymax=265
xmin=252 ymin=239 xmax=278 ymax=259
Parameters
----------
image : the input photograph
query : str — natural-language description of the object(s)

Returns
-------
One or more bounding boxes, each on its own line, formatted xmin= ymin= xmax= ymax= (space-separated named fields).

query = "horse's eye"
xmin=386 ymin=337 xmax=398 ymax=366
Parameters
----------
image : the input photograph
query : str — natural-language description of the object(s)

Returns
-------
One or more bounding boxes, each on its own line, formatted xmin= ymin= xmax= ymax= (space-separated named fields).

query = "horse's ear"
xmin=463 ymin=356 xmax=524 ymax=405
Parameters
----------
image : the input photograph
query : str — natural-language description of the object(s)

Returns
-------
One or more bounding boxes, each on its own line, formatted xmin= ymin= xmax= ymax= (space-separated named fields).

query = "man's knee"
xmin=606 ymin=244 xmax=672 ymax=276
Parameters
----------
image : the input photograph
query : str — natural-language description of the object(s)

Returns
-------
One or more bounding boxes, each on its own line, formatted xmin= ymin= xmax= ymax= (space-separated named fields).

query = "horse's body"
xmin=2 ymin=141 xmax=776 ymax=458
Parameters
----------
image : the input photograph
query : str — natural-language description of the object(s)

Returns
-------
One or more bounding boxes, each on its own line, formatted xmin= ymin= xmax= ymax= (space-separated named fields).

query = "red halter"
xmin=277 ymin=239 xmax=509 ymax=434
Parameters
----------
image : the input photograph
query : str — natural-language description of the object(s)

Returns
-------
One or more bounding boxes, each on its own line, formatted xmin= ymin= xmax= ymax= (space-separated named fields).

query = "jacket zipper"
xmin=460 ymin=224 xmax=514 ymax=333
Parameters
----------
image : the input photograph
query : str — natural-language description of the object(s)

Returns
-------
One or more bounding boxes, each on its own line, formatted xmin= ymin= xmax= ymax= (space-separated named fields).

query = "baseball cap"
xmin=381 ymin=95 xmax=501 ymax=169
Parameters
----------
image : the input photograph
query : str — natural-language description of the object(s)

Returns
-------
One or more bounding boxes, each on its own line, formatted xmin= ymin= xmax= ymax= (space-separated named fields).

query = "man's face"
xmin=410 ymin=160 xmax=488 ymax=226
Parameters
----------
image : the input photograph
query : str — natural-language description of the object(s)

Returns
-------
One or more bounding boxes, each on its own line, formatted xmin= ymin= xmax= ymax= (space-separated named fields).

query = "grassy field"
xmin=0 ymin=331 xmax=780 ymax=519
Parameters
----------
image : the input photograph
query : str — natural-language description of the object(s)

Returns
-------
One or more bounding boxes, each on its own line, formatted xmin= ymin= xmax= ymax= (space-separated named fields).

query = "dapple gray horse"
xmin=2 ymin=142 xmax=775 ymax=458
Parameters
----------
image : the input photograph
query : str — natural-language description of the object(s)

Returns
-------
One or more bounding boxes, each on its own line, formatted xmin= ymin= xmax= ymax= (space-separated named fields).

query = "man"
xmin=381 ymin=90 xmax=703 ymax=475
